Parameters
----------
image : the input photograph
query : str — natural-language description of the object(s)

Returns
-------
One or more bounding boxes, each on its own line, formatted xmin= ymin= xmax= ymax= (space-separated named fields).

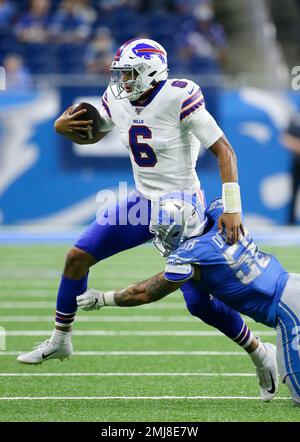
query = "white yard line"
xmin=0 ymin=372 xmax=256 ymax=377
xmin=0 ymin=291 xmax=54 ymax=298
xmin=0 ymin=302 xmax=260 ymax=316
xmin=0 ymin=271 xmax=59 ymax=278
xmin=0 ymin=302 xmax=185 ymax=309
xmin=0 ymin=315 xmax=196 ymax=323
xmin=3 ymin=330 xmax=276 ymax=336
xmin=0 ymin=351 xmax=246 ymax=356
xmin=0 ymin=315 xmax=256 ymax=323
xmin=0 ymin=396 xmax=291 ymax=401
xmin=0 ymin=302 xmax=60 ymax=308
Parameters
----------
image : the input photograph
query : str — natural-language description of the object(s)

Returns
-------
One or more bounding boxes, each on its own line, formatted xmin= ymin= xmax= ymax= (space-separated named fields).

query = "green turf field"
xmin=0 ymin=244 xmax=299 ymax=422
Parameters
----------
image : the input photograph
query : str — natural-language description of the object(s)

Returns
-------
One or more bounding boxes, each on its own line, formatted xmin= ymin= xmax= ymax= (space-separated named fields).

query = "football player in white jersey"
xmin=18 ymin=38 xmax=277 ymax=390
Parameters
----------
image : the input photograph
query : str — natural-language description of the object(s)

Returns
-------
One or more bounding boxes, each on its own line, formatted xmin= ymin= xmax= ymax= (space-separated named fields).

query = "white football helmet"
xmin=110 ymin=38 xmax=168 ymax=101
xmin=150 ymin=192 xmax=207 ymax=257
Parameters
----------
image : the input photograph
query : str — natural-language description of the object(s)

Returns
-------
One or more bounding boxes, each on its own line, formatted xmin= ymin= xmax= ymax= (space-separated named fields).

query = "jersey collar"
xmin=130 ymin=80 xmax=167 ymax=107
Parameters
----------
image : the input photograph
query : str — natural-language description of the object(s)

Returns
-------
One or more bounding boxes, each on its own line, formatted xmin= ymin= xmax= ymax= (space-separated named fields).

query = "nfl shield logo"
xmin=135 ymin=107 xmax=143 ymax=115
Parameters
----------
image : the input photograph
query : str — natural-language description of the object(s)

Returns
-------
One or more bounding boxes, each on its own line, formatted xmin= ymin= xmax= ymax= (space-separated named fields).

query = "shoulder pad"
xmin=101 ymin=88 xmax=112 ymax=118
xmin=205 ymin=198 xmax=223 ymax=220
xmin=171 ymin=79 xmax=205 ymax=121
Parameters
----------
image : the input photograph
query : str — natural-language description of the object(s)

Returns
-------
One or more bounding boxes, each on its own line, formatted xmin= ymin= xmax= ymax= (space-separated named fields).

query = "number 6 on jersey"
xmin=129 ymin=125 xmax=157 ymax=167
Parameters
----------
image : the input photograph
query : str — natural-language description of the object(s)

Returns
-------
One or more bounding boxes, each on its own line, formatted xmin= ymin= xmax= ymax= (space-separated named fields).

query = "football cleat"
xmin=17 ymin=339 xmax=73 ymax=365
xmin=256 ymin=343 xmax=279 ymax=401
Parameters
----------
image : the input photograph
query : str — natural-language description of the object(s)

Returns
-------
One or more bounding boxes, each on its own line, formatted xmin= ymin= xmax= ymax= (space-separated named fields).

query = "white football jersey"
xmin=99 ymin=78 xmax=223 ymax=200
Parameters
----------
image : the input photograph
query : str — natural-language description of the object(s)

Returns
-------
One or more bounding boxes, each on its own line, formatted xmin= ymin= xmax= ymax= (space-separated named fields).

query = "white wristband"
xmin=222 ymin=182 xmax=242 ymax=213
xmin=103 ymin=291 xmax=117 ymax=306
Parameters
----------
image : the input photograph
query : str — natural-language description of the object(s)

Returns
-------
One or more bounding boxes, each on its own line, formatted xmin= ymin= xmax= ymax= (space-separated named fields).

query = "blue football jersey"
xmin=165 ymin=199 xmax=288 ymax=327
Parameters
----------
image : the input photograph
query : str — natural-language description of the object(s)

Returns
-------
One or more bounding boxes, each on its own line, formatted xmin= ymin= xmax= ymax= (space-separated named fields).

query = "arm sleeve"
xmin=98 ymin=91 xmax=115 ymax=132
xmin=164 ymin=262 xmax=194 ymax=283
xmin=98 ymin=106 xmax=115 ymax=132
xmin=182 ymin=106 xmax=223 ymax=149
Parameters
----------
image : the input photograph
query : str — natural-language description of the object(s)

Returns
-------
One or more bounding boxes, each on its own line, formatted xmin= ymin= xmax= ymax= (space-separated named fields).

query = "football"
xmin=70 ymin=102 xmax=102 ymax=140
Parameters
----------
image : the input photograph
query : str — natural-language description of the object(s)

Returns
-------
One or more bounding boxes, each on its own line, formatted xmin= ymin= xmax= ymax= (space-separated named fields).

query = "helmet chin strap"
xmin=132 ymin=67 xmax=168 ymax=100
xmin=128 ymin=78 xmax=156 ymax=102
xmin=129 ymin=68 xmax=168 ymax=101
xmin=128 ymin=91 xmax=147 ymax=101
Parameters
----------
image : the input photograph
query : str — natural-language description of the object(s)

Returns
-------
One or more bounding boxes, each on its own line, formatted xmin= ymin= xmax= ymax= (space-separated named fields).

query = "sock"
xmin=50 ymin=328 xmax=72 ymax=345
xmin=249 ymin=340 xmax=267 ymax=367
xmin=55 ymin=273 xmax=88 ymax=329
xmin=232 ymin=322 xmax=254 ymax=349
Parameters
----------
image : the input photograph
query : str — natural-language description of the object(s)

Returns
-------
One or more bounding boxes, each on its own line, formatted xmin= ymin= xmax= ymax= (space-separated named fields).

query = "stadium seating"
xmin=0 ymin=0 xmax=227 ymax=77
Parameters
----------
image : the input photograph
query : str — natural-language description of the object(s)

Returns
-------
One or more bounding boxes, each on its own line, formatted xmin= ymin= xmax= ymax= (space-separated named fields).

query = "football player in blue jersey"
xmin=77 ymin=194 xmax=300 ymax=405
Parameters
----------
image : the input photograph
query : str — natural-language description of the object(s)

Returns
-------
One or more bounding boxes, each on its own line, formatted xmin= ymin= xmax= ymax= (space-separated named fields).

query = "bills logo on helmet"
xmin=114 ymin=38 xmax=140 ymax=62
xmin=132 ymin=43 xmax=166 ymax=63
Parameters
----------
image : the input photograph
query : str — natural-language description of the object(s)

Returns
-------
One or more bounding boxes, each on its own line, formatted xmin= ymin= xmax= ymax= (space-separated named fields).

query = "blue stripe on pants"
xmin=277 ymin=301 xmax=300 ymax=398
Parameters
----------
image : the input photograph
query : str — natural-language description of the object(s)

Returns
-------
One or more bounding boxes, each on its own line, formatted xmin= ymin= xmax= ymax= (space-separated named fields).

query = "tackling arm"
xmin=76 ymin=272 xmax=184 ymax=310
xmin=115 ymin=272 xmax=183 ymax=306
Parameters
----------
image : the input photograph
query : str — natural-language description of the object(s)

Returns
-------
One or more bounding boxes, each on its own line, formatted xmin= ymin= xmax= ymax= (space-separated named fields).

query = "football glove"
xmin=76 ymin=289 xmax=105 ymax=311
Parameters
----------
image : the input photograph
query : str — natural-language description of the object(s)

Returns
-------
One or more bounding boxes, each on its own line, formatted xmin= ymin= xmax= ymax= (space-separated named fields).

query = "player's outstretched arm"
xmin=115 ymin=272 xmax=183 ymax=306
xmin=209 ymin=135 xmax=245 ymax=243
xmin=76 ymin=272 xmax=183 ymax=311
xmin=54 ymin=106 xmax=109 ymax=145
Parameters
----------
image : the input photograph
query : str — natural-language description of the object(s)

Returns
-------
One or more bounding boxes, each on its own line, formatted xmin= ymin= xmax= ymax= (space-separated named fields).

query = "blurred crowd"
xmin=0 ymin=0 xmax=227 ymax=82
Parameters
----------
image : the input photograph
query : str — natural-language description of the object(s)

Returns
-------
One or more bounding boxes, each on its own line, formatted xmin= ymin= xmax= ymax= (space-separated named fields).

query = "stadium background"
xmin=0 ymin=0 xmax=300 ymax=229
xmin=1 ymin=0 xmax=300 ymax=423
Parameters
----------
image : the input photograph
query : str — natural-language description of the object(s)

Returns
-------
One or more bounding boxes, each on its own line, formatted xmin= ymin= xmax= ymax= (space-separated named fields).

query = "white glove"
xmin=76 ymin=289 xmax=105 ymax=311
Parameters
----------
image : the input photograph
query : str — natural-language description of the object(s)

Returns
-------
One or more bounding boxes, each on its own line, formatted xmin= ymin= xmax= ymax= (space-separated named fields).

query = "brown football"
xmin=70 ymin=102 xmax=102 ymax=140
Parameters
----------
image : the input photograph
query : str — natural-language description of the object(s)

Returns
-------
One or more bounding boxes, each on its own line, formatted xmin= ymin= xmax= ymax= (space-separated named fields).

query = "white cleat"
xmin=17 ymin=339 xmax=73 ymax=365
xmin=256 ymin=343 xmax=279 ymax=402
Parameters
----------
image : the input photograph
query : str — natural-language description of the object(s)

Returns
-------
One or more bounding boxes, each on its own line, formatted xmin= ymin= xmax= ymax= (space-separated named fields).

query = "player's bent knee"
xmin=186 ymin=299 xmax=225 ymax=326
xmin=64 ymin=247 xmax=96 ymax=277
xmin=186 ymin=301 xmax=208 ymax=319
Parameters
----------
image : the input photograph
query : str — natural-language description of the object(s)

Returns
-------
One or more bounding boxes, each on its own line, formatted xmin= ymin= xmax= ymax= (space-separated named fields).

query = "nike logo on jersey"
xmin=188 ymin=86 xmax=195 ymax=95
xmin=267 ymin=372 xmax=276 ymax=394
xmin=42 ymin=350 xmax=57 ymax=359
